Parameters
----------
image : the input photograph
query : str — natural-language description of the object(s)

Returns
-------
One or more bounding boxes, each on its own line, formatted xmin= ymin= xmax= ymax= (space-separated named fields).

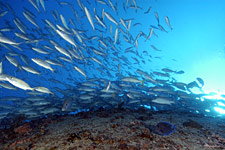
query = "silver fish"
xmin=6 ymin=55 xmax=19 ymax=68
xmin=0 ymin=82 xmax=17 ymax=90
xmin=55 ymin=45 xmax=72 ymax=59
xmin=6 ymin=76 xmax=34 ymax=91
xmin=23 ymin=12 xmax=39 ymax=29
xmin=114 ymin=28 xmax=118 ymax=44
xmin=56 ymin=29 xmax=77 ymax=48
xmin=28 ymin=0 xmax=40 ymax=13
xmin=0 ymin=58 xmax=4 ymax=74
xmin=62 ymin=98 xmax=72 ymax=111
xmin=84 ymin=7 xmax=95 ymax=31
xmin=34 ymin=86 xmax=53 ymax=94
xmin=39 ymin=0 xmax=46 ymax=12
xmin=0 ymin=33 xmax=21 ymax=45
xmin=60 ymin=14 xmax=69 ymax=30
xmin=31 ymin=58 xmax=54 ymax=72
xmin=152 ymin=97 xmax=174 ymax=105
xmin=122 ymin=77 xmax=143 ymax=84
xmin=154 ymin=11 xmax=159 ymax=24
xmin=165 ymin=16 xmax=173 ymax=30
xmin=74 ymin=66 xmax=87 ymax=78
xmin=21 ymin=66 xmax=40 ymax=75
xmin=104 ymin=12 xmax=118 ymax=25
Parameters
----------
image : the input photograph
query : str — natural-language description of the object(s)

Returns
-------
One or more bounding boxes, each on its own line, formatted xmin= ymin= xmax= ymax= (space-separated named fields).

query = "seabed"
xmin=0 ymin=106 xmax=225 ymax=150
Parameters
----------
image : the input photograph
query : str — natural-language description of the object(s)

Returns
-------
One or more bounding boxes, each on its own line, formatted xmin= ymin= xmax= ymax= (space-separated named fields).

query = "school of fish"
xmin=0 ymin=0 xmax=215 ymax=122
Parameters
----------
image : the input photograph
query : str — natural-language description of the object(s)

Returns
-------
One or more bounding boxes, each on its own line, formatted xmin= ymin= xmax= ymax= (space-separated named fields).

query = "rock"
xmin=182 ymin=119 xmax=203 ymax=129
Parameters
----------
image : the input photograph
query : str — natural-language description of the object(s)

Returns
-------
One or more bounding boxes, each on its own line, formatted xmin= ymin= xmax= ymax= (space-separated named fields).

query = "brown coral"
xmin=14 ymin=123 xmax=32 ymax=135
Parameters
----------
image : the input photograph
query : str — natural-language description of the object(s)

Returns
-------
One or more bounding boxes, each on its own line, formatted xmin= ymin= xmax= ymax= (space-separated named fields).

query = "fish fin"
xmin=173 ymin=125 xmax=176 ymax=132
xmin=15 ymin=66 xmax=23 ymax=72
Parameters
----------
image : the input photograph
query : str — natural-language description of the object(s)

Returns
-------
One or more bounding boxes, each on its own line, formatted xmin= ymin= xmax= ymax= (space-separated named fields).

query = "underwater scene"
xmin=0 ymin=0 xmax=225 ymax=149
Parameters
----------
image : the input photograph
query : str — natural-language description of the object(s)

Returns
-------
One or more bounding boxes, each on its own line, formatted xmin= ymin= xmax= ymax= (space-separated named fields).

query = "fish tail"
xmin=16 ymin=42 xmax=23 ymax=45
xmin=18 ymin=65 xmax=23 ymax=71
xmin=173 ymin=125 xmax=176 ymax=132
xmin=16 ymin=66 xmax=23 ymax=72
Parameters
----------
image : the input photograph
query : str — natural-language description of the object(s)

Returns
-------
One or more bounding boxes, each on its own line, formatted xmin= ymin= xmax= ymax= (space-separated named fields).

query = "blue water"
xmin=0 ymin=0 xmax=225 ymax=122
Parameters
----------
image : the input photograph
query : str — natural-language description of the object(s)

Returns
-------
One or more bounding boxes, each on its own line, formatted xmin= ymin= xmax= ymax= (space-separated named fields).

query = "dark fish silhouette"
xmin=154 ymin=122 xmax=176 ymax=136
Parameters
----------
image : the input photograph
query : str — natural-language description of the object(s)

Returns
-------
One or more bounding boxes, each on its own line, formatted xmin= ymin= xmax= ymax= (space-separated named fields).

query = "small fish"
xmin=0 ymin=33 xmax=21 ymax=45
xmin=0 ymin=11 xmax=8 ymax=17
xmin=84 ymin=7 xmax=95 ymax=31
xmin=45 ymin=19 xmax=56 ymax=31
xmin=72 ymin=29 xmax=84 ymax=44
xmin=6 ymin=76 xmax=34 ymax=91
xmin=152 ymin=97 xmax=174 ymax=105
xmin=165 ymin=16 xmax=173 ymax=30
xmin=23 ymin=12 xmax=39 ymax=29
xmin=13 ymin=18 xmax=27 ymax=34
xmin=0 ymin=82 xmax=17 ymax=90
xmin=95 ymin=14 xmax=106 ymax=29
xmin=15 ymin=32 xmax=30 ymax=41
xmin=45 ymin=59 xmax=63 ymax=67
xmin=34 ymin=86 xmax=53 ymax=94
xmin=161 ymin=68 xmax=175 ymax=73
xmin=104 ymin=12 xmax=118 ymax=25
xmin=196 ymin=77 xmax=204 ymax=87
xmin=176 ymin=70 xmax=185 ymax=74
xmin=21 ymin=66 xmax=40 ymax=75
xmin=127 ymin=20 xmax=131 ymax=31
xmin=144 ymin=6 xmax=152 ymax=14
xmin=97 ymin=0 xmax=107 ymax=5
xmin=187 ymin=81 xmax=200 ymax=89
xmin=114 ymin=28 xmax=118 ymax=44
xmin=158 ymin=24 xmax=168 ymax=33
xmin=56 ymin=29 xmax=77 ymax=48
xmin=6 ymin=55 xmax=20 ymax=68
xmin=154 ymin=122 xmax=176 ymax=136
xmin=133 ymin=23 xmax=141 ymax=27
xmin=39 ymin=0 xmax=46 ymax=12
xmin=0 ymin=58 xmax=4 ymax=74
xmin=120 ymin=18 xmax=128 ymax=31
xmin=146 ymin=28 xmax=153 ymax=41
xmin=62 ymin=98 xmax=72 ymax=111
xmin=54 ymin=45 xmax=72 ymax=59
xmin=108 ymin=0 xmax=117 ymax=14
xmin=74 ymin=66 xmax=87 ymax=78
xmin=28 ymin=0 xmax=40 ymax=13
xmin=105 ymin=81 xmax=111 ymax=92
xmin=32 ymin=47 xmax=50 ymax=54
xmin=110 ymin=24 xmax=112 ymax=35
xmin=101 ymin=8 xmax=105 ymax=20
xmin=91 ymin=57 xmax=102 ymax=66
xmin=122 ymin=77 xmax=144 ymax=85
xmin=154 ymin=11 xmax=159 ymax=24
xmin=151 ymin=45 xmax=161 ymax=51
xmin=60 ymin=14 xmax=69 ymax=30
xmin=32 ymin=58 xmax=54 ymax=72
